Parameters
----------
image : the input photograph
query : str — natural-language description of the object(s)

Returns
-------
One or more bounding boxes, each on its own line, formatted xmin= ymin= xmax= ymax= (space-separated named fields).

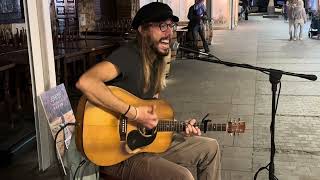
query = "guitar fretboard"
xmin=157 ymin=121 xmax=226 ymax=132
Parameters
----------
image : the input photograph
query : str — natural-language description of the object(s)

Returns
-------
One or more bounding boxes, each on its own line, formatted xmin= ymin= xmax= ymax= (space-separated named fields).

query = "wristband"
xmin=123 ymin=105 xmax=131 ymax=116
xmin=133 ymin=107 xmax=139 ymax=121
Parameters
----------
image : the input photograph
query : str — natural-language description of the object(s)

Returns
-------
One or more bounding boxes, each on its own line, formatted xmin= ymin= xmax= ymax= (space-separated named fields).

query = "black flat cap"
xmin=132 ymin=2 xmax=179 ymax=30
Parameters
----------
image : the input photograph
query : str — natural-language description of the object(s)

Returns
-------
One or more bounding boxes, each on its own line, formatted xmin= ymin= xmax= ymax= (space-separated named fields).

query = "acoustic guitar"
xmin=76 ymin=86 xmax=245 ymax=166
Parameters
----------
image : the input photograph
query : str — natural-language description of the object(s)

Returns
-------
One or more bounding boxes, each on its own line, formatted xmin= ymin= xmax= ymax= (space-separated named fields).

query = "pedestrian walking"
xmin=287 ymin=0 xmax=295 ymax=40
xmin=282 ymin=2 xmax=288 ymax=21
xmin=292 ymin=0 xmax=307 ymax=40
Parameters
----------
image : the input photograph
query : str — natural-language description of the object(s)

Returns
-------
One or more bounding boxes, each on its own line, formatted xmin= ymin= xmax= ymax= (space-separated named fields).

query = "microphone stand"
xmin=191 ymin=55 xmax=317 ymax=180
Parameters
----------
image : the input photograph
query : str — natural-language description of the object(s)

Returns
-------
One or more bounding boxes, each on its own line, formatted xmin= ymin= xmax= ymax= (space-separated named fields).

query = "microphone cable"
xmin=171 ymin=41 xmax=222 ymax=61
xmin=53 ymin=122 xmax=77 ymax=178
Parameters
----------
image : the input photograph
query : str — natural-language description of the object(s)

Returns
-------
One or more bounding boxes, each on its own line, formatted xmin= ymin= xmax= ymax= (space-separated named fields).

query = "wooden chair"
xmin=0 ymin=62 xmax=16 ymax=127
xmin=100 ymin=168 xmax=121 ymax=180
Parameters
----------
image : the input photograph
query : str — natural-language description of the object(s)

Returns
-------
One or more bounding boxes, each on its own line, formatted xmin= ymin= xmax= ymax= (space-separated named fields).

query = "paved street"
xmin=162 ymin=16 xmax=320 ymax=180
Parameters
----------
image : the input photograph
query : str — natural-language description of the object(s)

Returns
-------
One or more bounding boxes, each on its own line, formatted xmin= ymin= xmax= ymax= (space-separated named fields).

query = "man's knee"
xmin=175 ymin=166 xmax=194 ymax=180
xmin=202 ymin=138 xmax=220 ymax=156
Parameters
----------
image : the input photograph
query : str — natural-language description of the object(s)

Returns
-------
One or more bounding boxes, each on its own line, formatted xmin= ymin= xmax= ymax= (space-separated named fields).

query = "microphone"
xmin=171 ymin=41 xmax=216 ymax=58
xmin=294 ymin=73 xmax=317 ymax=81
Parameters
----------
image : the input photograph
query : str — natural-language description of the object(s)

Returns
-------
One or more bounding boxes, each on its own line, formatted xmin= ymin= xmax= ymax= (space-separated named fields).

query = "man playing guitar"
xmin=76 ymin=2 xmax=221 ymax=180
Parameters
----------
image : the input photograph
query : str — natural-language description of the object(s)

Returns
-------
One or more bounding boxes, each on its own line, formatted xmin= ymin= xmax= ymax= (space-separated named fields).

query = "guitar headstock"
xmin=227 ymin=119 xmax=245 ymax=134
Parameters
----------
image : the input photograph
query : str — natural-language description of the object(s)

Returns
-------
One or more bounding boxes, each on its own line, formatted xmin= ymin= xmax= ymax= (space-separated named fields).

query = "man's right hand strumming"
xmin=129 ymin=105 xmax=158 ymax=129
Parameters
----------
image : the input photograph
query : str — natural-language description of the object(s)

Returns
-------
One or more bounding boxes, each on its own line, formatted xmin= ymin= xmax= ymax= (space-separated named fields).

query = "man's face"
xmin=146 ymin=19 xmax=176 ymax=56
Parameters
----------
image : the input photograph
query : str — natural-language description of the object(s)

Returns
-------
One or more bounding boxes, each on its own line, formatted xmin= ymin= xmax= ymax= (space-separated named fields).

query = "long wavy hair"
xmin=137 ymin=25 xmax=167 ymax=94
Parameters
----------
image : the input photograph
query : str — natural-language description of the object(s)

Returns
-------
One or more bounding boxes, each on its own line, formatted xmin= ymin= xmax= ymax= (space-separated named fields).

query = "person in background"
xmin=243 ymin=0 xmax=249 ymax=20
xmin=287 ymin=0 xmax=295 ymax=40
xmin=76 ymin=2 xmax=221 ymax=180
xmin=292 ymin=0 xmax=307 ymax=40
xmin=282 ymin=1 xmax=288 ymax=21
xmin=238 ymin=0 xmax=249 ymax=20
xmin=187 ymin=0 xmax=210 ymax=53
xmin=315 ymin=10 xmax=320 ymax=39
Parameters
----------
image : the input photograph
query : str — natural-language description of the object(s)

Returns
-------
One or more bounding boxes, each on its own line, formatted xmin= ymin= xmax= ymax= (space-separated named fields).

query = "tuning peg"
xmin=201 ymin=113 xmax=211 ymax=133
xmin=201 ymin=113 xmax=210 ymax=123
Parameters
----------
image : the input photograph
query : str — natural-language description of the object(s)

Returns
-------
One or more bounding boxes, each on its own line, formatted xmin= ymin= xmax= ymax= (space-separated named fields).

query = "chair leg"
xmin=4 ymin=70 xmax=13 ymax=128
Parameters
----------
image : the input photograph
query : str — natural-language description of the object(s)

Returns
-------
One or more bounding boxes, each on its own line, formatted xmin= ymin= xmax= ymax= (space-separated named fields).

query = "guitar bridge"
xmin=119 ymin=115 xmax=127 ymax=141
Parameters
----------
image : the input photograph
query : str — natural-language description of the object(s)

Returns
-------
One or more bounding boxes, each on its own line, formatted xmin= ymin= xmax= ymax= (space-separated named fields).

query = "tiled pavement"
xmin=162 ymin=16 xmax=320 ymax=180
xmin=2 ymin=16 xmax=320 ymax=180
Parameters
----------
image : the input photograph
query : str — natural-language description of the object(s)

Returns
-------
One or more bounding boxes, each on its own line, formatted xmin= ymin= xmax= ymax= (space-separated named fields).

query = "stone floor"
xmin=1 ymin=15 xmax=320 ymax=180
xmin=162 ymin=16 xmax=320 ymax=180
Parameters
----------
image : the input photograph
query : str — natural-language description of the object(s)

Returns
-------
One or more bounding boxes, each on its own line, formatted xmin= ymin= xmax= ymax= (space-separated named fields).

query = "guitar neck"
xmin=157 ymin=121 xmax=226 ymax=132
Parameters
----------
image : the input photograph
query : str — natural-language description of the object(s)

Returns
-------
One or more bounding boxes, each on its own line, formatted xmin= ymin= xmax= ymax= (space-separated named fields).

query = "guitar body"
xmin=76 ymin=86 xmax=175 ymax=166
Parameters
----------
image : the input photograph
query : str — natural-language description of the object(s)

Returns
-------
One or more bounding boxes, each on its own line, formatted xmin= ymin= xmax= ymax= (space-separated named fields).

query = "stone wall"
xmin=78 ymin=0 xmax=96 ymax=32
xmin=77 ymin=0 xmax=140 ymax=32
xmin=131 ymin=0 xmax=140 ymax=18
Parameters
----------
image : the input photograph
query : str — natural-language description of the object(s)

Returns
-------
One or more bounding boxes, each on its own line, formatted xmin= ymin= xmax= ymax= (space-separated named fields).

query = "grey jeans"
xmin=289 ymin=20 xmax=294 ymax=39
xmin=191 ymin=24 xmax=209 ymax=52
xmin=294 ymin=22 xmax=304 ymax=39
xmin=102 ymin=134 xmax=221 ymax=180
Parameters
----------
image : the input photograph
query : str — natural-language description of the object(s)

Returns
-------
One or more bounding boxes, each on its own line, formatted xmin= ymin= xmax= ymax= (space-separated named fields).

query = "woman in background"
xmin=292 ymin=0 xmax=307 ymax=40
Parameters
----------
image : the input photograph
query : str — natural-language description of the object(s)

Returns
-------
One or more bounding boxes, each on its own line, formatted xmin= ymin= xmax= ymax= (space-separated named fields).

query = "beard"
xmin=149 ymin=36 xmax=171 ymax=57
xmin=152 ymin=43 xmax=170 ymax=56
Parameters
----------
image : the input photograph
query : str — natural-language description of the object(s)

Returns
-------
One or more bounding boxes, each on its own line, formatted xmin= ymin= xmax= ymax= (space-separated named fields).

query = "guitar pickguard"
xmin=126 ymin=128 xmax=157 ymax=151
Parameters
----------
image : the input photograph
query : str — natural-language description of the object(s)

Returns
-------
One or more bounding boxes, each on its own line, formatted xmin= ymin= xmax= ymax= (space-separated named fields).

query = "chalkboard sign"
xmin=0 ymin=0 xmax=24 ymax=24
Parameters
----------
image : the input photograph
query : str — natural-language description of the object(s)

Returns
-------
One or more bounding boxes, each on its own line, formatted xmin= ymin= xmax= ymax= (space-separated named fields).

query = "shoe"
xmin=293 ymin=37 xmax=297 ymax=41
xmin=299 ymin=37 xmax=303 ymax=40
xmin=205 ymin=49 xmax=210 ymax=53
xmin=289 ymin=37 xmax=292 ymax=41
xmin=186 ymin=53 xmax=195 ymax=59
